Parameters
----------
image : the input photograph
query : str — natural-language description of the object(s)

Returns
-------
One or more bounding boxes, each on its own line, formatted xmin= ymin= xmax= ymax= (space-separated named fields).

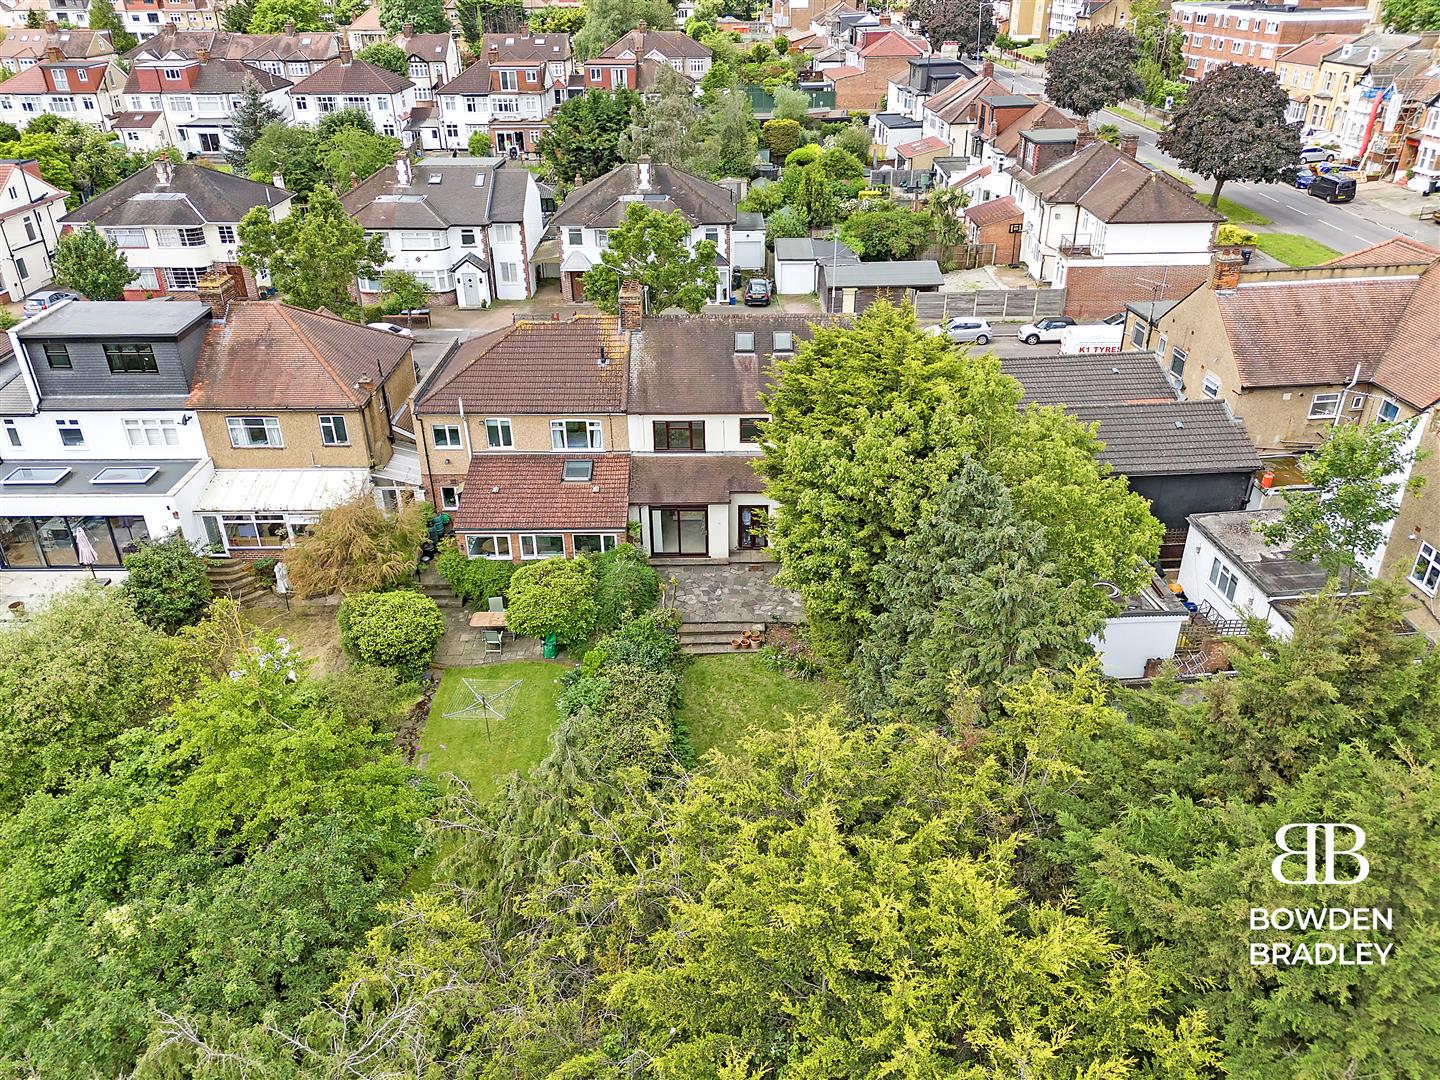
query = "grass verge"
xmin=422 ymin=659 xmax=572 ymax=797
xmin=678 ymin=653 xmax=839 ymax=757
xmin=1188 ymin=190 xmax=1272 ymax=226
xmin=1254 ymin=232 xmax=1341 ymax=267
xmin=1107 ymin=105 xmax=1163 ymax=132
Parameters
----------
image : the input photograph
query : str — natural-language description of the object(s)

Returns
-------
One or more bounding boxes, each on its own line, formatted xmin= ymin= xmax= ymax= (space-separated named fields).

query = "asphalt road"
xmin=990 ymin=64 xmax=1432 ymax=254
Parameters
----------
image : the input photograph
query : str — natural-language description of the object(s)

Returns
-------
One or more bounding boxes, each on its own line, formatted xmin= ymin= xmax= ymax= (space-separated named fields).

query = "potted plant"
xmin=1218 ymin=223 xmax=1259 ymax=264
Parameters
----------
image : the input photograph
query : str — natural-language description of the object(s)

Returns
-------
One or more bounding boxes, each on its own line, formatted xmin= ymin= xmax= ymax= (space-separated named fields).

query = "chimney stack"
xmin=43 ymin=19 xmax=56 ymax=32
xmin=154 ymin=155 xmax=174 ymax=186
xmin=1211 ymin=246 xmax=1243 ymax=292
xmin=402 ymin=20 xmax=414 ymax=35
xmin=618 ymin=277 xmax=645 ymax=331
xmin=197 ymin=268 xmax=239 ymax=322
xmin=196 ymin=46 xmax=210 ymax=62
xmin=272 ymin=170 xmax=285 ymax=190
xmin=283 ymin=19 xmax=295 ymax=33
xmin=45 ymin=44 xmax=62 ymax=62
xmin=339 ymin=41 xmax=352 ymax=64
xmin=982 ymin=59 xmax=993 ymax=78
xmin=637 ymin=19 xmax=647 ymax=31
xmin=394 ymin=150 xmax=412 ymax=186
xmin=636 ymin=154 xmax=651 ymax=192
xmin=350 ymin=170 xmax=359 ymax=189
xmin=1119 ymin=132 xmax=1139 ymax=159
xmin=1075 ymin=128 xmax=1096 ymax=151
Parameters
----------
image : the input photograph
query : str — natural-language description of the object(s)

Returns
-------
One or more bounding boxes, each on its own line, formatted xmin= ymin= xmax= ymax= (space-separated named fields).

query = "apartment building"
xmin=1172 ymin=1 xmax=1369 ymax=81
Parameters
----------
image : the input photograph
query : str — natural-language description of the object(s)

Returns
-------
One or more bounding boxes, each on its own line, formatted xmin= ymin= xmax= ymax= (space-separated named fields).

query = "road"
xmin=989 ymin=64 xmax=1429 ymax=255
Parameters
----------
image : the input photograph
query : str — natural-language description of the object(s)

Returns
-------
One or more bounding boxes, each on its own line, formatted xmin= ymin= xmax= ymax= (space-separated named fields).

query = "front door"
xmin=650 ymin=507 xmax=707 ymax=556
xmin=457 ymin=271 xmax=484 ymax=308
xmin=737 ymin=505 xmax=768 ymax=549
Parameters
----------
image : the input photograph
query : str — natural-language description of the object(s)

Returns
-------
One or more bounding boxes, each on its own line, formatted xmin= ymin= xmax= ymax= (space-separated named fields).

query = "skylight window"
xmin=562 ymin=459 xmax=593 ymax=482
xmin=773 ymin=330 xmax=794 ymax=352
xmin=735 ymin=331 xmax=755 ymax=353
xmin=427 ymin=173 xmax=442 ymax=184
xmin=3 ymin=466 xmax=69 ymax=485
xmin=91 ymin=466 xmax=159 ymax=485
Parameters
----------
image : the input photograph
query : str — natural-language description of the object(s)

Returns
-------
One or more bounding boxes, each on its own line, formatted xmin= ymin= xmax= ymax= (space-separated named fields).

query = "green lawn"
xmin=422 ymin=660 xmax=573 ymax=796
xmin=1254 ymin=232 xmax=1341 ymax=267
xmin=678 ymin=654 xmax=839 ymax=757
xmin=1190 ymin=191 xmax=1272 ymax=226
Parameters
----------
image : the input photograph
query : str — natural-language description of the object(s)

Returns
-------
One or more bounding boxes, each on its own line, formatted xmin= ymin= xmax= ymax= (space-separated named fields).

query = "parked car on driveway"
xmin=743 ymin=277 xmax=772 ymax=307
xmin=22 ymin=289 xmax=78 ymax=317
xmin=929 ymin=317 xmax=993 ymax=345
xmin=1299 ymin=146 xmax=1338 ymax=164
xmin=1017 ymin=316 xmax=1076 ymax=344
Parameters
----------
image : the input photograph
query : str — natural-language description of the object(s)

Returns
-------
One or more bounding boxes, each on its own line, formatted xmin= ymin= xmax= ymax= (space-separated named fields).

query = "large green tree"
xmin=911 ymin=0 xmax=996 ymax=54
xmin=1261 ymin=420 xmax=1422 ymax=591
xmin=539 ymin=88 xmax=641 ymax=184
xmin=0 ymin=118 xmax=149 ymax=207
xmin=247 ymin=0 xmax=325 ymax=31
xmin=237 ymin=183 xmax=386 ymax=316
xmin=378 ymin=0 xmax=449 ymax=34
xmin=838 ymin=201 xmax=932 ymax=259
xmin=1044 ymin=25 xmax=1143 ymax=118
xmin=851 ymin=462 xmax=1107 ymax=722
xmin=618 ymin=65 xmax=698 ymax=167
xmin=1382 ymin=0 xmax=1440 ymax=31
xmin=1159 ymin=62 xmax=1302 ymax=207
xmin=320 ymin=126 xmax=403 ymax=187
xmin=756 ymin=302 xmax=1162 ymax=662
xmin=86 ymin=0 xmax=138 ymax=53
xmin=692 ymin=85 xmax=757 ymax=178
xmin=581 ymin=202 xmax=718 ymax=314
xmin=573 ymin=0 xmax=675 ymax=58
xmin=356 ymin=41 xmax=408 ymax=75
xmin=245 ymin=119 xmax=324 ymax=194
xmin=224 ymin=76 xmax=282 ymax=171
xmin=51 ymin=223 xmax=137 ymax=299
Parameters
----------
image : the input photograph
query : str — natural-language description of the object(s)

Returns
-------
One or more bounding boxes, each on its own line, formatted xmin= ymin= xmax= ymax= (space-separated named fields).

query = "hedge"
xmin=337 ymin=590 xmax=446 ymax=678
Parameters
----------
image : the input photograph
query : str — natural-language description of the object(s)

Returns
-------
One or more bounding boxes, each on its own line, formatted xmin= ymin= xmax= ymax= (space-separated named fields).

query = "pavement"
xmin=989 ymin=61 xmax=1440 ymax=256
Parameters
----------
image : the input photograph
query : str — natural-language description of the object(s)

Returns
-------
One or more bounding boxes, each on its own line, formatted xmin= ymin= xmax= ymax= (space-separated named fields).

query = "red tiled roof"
xmin=1370 ymin=262 xmax=1440 ymax=409
xmin=190 ymin=302 xmax=411 ymax=410
xmin=1323 ymin=235 xmax=1439 ymax=268
xmin=963 ymin=194 xmax=1021 ymax=226
xmin=896 ymin=134 xmax=947 ymax=158
xmin=454 ymin=453 xmax=630 ymax=531
xmin=1216 ymin=275 xmax=1419 ymax=390
xmin=823 ymin=64 xmax=862 ymax=80
xmin=858 ymin=29 xmax=925 ymax=57
xmin=417 ymin=315 xmax=626 ymax=413
xmin=291 ymin=55 xmax=411 ymax=94
xmin=1276 ymin=32 xmax=1360 ymax=69
xmin=1063 ymin=263 xmax=1210 ymax=323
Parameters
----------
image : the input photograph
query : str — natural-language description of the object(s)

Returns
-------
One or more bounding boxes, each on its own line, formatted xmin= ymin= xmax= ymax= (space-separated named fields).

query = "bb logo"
xmin=1272 ymin=823 xmax=1369 ymax=885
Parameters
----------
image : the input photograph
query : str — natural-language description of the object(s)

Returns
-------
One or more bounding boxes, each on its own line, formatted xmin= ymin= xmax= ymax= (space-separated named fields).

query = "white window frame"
xmin=1307 ymin=392 xmax=1341 ymax=419
xmin=1410 ymin=542 xmax=1440 ymax=595
xmin=438 ymin=484 xmax=460 ymax=510
xmin=485 ymin=417 xmax=513 ymax=448
xmin=519 ymin=533 xmax=566 ymax=559
xmin=123 ymin=417 xmax=180 ymax=447
xmin=56 ymin=418 xmax=84 ymax=447
xmin=549 ymin=418 xmax=602 ymax=450
xmin=466 ymin=533 xmax=511 ymax=559
xmin=1201 ymin=373 xmax=1221 ymax=399
xmin=491 ymin=222 xmax=517 ymax=243
xmin=1377 ymin=398 xmax=1401 ymax=423
xmin=226 ymin=415 xmax=283 ymax=448
xmin=319 ymin=414 xmax=349 ymax=446
xmin=1209 ymin=556 xmax=1239 ymax=602
xmin=433 ymin=423 xmax=463 ymax=448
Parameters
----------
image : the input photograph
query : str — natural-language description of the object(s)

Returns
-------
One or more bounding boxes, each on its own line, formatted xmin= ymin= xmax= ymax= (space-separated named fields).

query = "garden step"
xmin=683 ymin=641 xmax=767 ymax=656
xmin=678 ymin=630 xmax=766 ymax=646
xmin=678 ymin=621 xmax=764 ymax=635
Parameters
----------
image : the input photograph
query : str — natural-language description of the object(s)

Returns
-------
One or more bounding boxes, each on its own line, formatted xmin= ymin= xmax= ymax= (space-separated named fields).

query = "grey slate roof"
xmin=873 ymin=111 xmax=921 ymax=129
xmin=820 ymin=260 xmax=942 ymax=287
xmin=0 ymin=354 xmax=35 ymax=415
xmin=19 ymin=300 xmax=211 ymax=338
xmin=123 ymin=59 xmax=290 ymax=95
xmin=1070 ymin=401 xmax=1262 ymax=476
xmin=341 ymin=156 xmax=530 ymax=228
xmin=62 ymin=162 xmax=289 ymax=228
xmin=774 ymin=237 xmax=859 ymax=263
xmin=1001 ymin=351 xmax=1176 ymax=405
xmin=1189 ymin=509 xmax=1332 ymax=598
xmin=550 ymin=162 xmax=736 ymax=229
xmin=628 ymin=313 xmax=839 ymax=413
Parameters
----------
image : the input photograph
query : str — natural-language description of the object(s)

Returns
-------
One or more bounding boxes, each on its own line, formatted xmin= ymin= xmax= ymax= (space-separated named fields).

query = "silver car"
xmin=933 ymin=317 xmax=993 ymax=345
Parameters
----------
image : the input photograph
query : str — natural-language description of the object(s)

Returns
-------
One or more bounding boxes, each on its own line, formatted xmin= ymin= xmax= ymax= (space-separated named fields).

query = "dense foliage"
xmin=505 ymin=555 xmax=601 ymax=647
xmin=52 ymin=222 xmax=137 ymax=300
xmin=435 ymin=538 xmax=517 ymax=607
xmin=121 ymin=533 xmax=214 ymax=632
xmin=1044 ymin=26 xmax=1143 ymax=118
xmin=281 ymin=493 xmax=429 ymax=597
xmin=338 ymin=590 xmax=446 ymax=677
xmin=539 ymin=88 xmax=641 ymax=184
xmin=582 ymin=202 xmax=719 ymax=314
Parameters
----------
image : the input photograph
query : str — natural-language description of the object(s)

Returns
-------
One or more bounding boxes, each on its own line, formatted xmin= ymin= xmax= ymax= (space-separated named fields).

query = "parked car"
xmin=22 ymin=289 xmax=78 ymax=317
xmin=743 ymin=277 xmax=772 ymax=307
xmin=1017 ymin=316 xmax=1076 ymax=344
xmin=366 ymin=321 xmax=414 ymax=337
xmin=1307 ymin=174 xmax=1357 ymax=203
xmin=1299 ymin=146 xmax=1338 ymax=164
xmin=930 ymin=317 xmax=993 ymax=345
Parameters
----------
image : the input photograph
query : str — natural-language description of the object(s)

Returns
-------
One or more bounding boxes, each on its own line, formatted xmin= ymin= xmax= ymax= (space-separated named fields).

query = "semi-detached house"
xmin=0 ymin=159 xmax=68 ymax=304
xmin=0 ymin=47 xmax=123 ymax=130
xmin=423 ymin=33 xmax=576 ymax=156
xmin=120 ymin=46 xmax=292 ymax=155
xmin=290 ymin=43 xmax=415 ymax=142
xmin=341 ymin=153 xmax=543 ymax=306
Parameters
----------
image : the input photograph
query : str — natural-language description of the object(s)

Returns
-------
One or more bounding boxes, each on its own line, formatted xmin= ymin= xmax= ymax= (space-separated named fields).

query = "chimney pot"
xmin=1119 ymin=132 xmax=1140 ymax=159
xmin=43 ymin=18 xmax=56 ymax=32
xmin=1075 ymin=128 xmax=1096 ymax=151
xmin=196 ymin=46 xmax=210 ymax=62
xmin=283 ymin=19 xmax=295 ymax=33
xmin=637 ymin=19 xmax=647 ymax=30
xmin=402 ymin=21 xmax=414 ymax=35
xmin=339 ymin=41 xmax=352 ymax=64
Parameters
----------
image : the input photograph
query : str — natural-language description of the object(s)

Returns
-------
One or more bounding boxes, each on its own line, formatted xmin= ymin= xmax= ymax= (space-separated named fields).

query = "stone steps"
xmin=678 ymin=621 xmax=767 ymax=655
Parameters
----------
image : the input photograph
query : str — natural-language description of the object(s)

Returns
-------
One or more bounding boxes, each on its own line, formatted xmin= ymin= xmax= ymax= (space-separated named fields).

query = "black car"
xmin=744 ymin=277 xmax=772 ymax=307
xmin=1308 ymin=174 xmax=1356 ymax=203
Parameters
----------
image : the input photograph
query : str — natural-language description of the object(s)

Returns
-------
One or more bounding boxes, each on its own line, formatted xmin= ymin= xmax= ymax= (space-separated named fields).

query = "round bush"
xmin=784 ymin=144 xmax=821 ymax=168
xmin=434 ymin=540 xmax=515 ymax=608
xmin=337 ymin=590 xmax=446 ymax=678
xmin=505 ymin=557 xmax=598 ymax=649
xmin=122 ymin=533 xmax=213 ymax=632
xmin=594 ymin=543 xmax=660 ymax=632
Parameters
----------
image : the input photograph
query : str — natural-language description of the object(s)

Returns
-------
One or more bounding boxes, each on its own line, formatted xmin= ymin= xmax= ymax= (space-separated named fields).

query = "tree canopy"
xmin=247 ymin=0 xmax=325 ymax=32
xmin=1159 ymin=63 xmax=1301 ymax=206
xmin=51 ymin=223 xmax=137 ymax=300
xmin=581 ymin=202 xmax=719 ymax=314
xmin=379 ymin=0 xmax=449 ymax=33
xmin=912 ymin=0 xmax=997 ymax=53
xmin=356 ymin=41 xmax=409 ymax=75
xmin=573 ymin=0 xmax=675 ymax=59
xmin=1044 ymin=25 xmax=1143 ymax=118
xmin=539 ymin=88 xmax=641 ymax=184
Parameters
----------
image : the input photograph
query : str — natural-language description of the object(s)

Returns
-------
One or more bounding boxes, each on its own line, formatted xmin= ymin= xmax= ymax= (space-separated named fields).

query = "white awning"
xmin=559 ymin=250 xmax=593 ymax=272
xmin=372 ymin=446 xmax=422 ymax=487
xmin=195 ymin=468 xmax=370 ymax=513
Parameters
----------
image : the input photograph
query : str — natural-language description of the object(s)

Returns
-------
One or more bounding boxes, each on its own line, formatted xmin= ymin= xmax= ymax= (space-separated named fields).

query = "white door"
xmin=457 ymin=271 xmax=485 ymax=308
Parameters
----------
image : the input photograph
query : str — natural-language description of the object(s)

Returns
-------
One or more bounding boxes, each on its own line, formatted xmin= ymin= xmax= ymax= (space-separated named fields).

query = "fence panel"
xmin=912 ymin=288 xmax=1067 ymax=323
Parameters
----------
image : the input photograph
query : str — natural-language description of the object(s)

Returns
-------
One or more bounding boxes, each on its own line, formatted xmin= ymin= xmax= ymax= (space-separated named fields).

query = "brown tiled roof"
xmin=437 ymin=59 xmax=492 ymax=94
xmin=1216 ymin=275 xmax=1419 ymax=390
xmin=922 ymin=72 xmax=1006 ymax=124
xmin=550 ymin=162 xmax=736 ymax=229
xmin=0 ymin=27 xmax=114 ymax=60
xmin=1370 ymin=262 xmax=1440 ymax=409
xmin=963 ymin=194 xmax=1021 ymax=227
xmin=125 ymin=28 xmax=340 ymax=64
xmin=992 ymin=102 xmax=1079 ymax=157
xmin=454 ymin=453 xmax=630 ymax=530
xmin=1324 ymin=235 xmax=1439 ymax=268
xmin=1062 ymin=263 xmax=1210 ymax=323
xmin=858 ymin=29 xmax=926 ymax=57
xmin=396 ymin=33 xmax=452 ymax=61
xmin=1023 ymin=141 xmax=1221 ymax=224
xmin=417 ymin=316 xmax=626 ymax=413
xmin=291 ymin=55 xmax=411 ymax=94
xmin=1275 ymin=32 xmax=1360 ymax=69
xmin=628 ymin=453 xmax=764 ymax=504
xmin=190 ymin=302 xmax=411 ymax=410
xmin=123 ymin=59 xmax=291 ymax=95
xmin=597 ymin=27 xmax=710 ymax=60
xmin=628 ymin=313 xmax=835 ymax=413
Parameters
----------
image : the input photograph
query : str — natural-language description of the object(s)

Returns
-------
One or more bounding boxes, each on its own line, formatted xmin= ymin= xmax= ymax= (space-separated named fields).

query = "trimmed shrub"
xmin=761 ymin=117 xmax=802 ymax=159
xmin=576 ymin=608 xmax=682 ymax=679
xmin=434 ymin=540 xmax=515 ymax=608
xmin=505 ymin=557 xmax=599 ymax=649
xmin=784 ymin=143 xmax=821 ymax=168
xmin=594 ymin=543 xmax=660 ymax=632
xmin=122 ymin=533 xmax=213 ymax=632
xmin=337 ymin=590 xmax=445 ymax=678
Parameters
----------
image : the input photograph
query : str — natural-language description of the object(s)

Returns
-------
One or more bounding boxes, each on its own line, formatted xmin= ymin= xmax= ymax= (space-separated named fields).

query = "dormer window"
xmin=162 ymin=67 xmax=182 ymax=79
xmin=103 ymin=342 xmax=158 ymax=373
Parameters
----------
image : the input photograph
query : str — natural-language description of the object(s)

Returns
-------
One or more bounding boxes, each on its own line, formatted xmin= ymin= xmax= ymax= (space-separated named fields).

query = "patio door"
xmin=736 ymin=505 xmax=768 ymax=549
xmin=650 ymin=507 xmax=707 ymax=556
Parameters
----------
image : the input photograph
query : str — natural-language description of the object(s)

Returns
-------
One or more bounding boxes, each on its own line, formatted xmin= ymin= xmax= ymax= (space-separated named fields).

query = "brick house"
xmin=962 ymin=195 xmax=1024 ymax=266
xmin=583 ymin=25 xmax=711 ymax=91
xmin=423 ymin=33 xmax=576 ymax=155
xmin=0 ymin=47 xmax=123 ymax=129
xmin=188 ymin=301 xmax=421 ymax=554
xmin=1171 ymin=0 xmax=1369 ymax=82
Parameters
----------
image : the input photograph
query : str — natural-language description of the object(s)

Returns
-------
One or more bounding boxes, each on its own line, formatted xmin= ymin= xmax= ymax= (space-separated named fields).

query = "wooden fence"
xmin=913 ymin=288 xmax=1067 ymax=323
